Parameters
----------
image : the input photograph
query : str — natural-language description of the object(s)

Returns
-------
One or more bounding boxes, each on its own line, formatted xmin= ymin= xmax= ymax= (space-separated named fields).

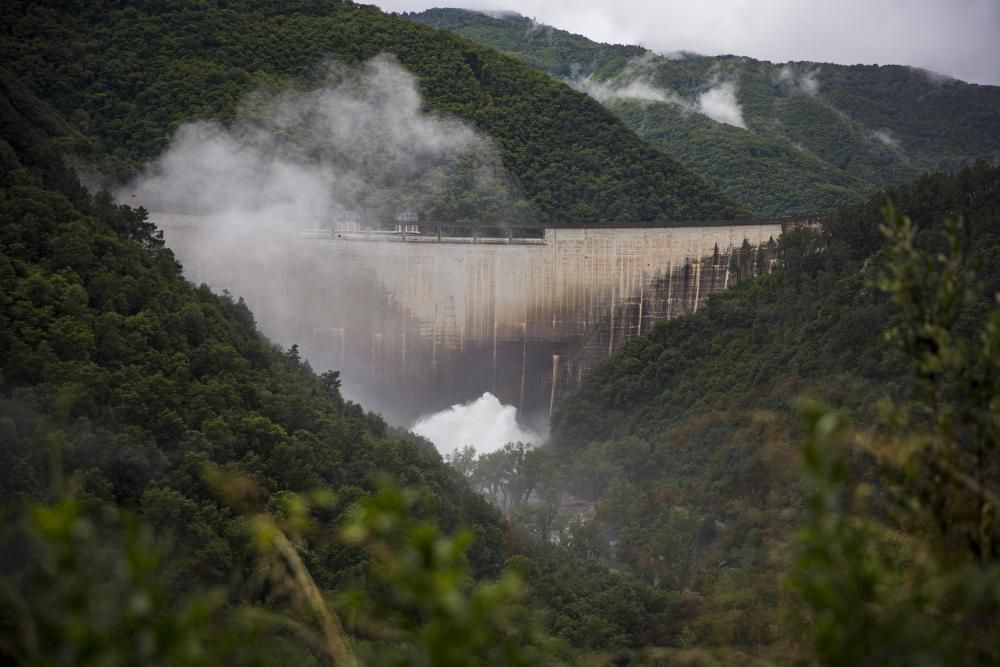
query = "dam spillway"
xmin=154 ymin=215 xmax=803 ymax=426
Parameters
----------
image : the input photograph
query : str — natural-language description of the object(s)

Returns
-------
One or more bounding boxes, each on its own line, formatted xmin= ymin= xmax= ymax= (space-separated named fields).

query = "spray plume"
xmin=412 ymin=393 xmax=542 ymax=455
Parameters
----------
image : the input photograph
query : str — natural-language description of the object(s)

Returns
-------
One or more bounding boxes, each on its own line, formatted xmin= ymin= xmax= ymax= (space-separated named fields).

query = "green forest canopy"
xmin=0 ymin=11 xmax=712 ymax=660
xmin=0 ymin=0 xmax=745 ymax=224
xmin=1 ymin=1 xmax=998 ymax=663
xmin=409 ymin=8 xmax=1000 ymax=218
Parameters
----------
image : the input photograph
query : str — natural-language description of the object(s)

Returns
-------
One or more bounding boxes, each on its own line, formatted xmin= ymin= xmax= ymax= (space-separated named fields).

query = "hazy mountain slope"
xmin=409 ymin=8 xmax=1000 ymax=217
xmin=0 ymin=65 xmax=505 ymax=565
xmin=0 ymin=0 xmax=745 ymax=222
xmin=538 ymin=161 xmax=1000 ymax=654
xmin=552 ymin=161 xmax=1000 ymax=446
xmin=0 ymin=32 xmax=710 ymax=659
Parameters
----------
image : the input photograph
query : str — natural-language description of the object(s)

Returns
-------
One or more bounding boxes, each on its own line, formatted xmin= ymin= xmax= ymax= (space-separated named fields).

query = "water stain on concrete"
xmin=155 ymin=215 xmax=802 ymax=425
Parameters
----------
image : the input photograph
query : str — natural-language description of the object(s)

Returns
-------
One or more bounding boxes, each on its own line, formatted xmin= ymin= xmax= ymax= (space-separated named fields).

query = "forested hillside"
xmin=551 ymin=162 xmax=1000 ymax=657
xmin=0 ymin=61 xmax=526 ymax=656
xmin=452 ymin=162 xmax=1000 ymax=661
xmin=410 ymin=9 xmax=1000 ymax=217
xmin=0 ymin=19 xmax=710 ymax=664
xmin=0 ymin=0 xmax=745 ymax=223
xmin=2 ymin=2 xmax=997 ymax=664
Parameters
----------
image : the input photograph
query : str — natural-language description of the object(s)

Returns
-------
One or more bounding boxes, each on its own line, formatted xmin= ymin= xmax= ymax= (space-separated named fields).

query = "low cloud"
xmin=776 ymin=64 xmax=821 ymax=96
xmin=872 ymin=128 xmax=901 ymax=149
xmin=571 ymin=55 xmax=748 ymax=129
xmin=696 ymin=80 xmax=747 ymax=128
xmin=575 ymin=75 xmax=684 ymax=106
xmin=476 ymin=9 xmax=523 ymax=20
xmin=656 ymin=49 xmax=701 ymax=61
xmin=124 ymin=54 xmax=524 ymax=225
xmin=912 ymin=66 xmax=956 ymax=86
xmin=570 ymin=52 xmax=677 ymax=104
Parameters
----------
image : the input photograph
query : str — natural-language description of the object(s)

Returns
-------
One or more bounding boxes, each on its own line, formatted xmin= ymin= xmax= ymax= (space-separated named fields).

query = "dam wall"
xmin=154 ymin=214 xmax=790 ymax=425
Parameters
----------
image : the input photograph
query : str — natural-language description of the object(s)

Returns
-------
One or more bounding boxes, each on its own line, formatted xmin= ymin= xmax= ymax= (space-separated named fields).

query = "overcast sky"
xmin=370 ymin=0 xmax=1000 ymax=86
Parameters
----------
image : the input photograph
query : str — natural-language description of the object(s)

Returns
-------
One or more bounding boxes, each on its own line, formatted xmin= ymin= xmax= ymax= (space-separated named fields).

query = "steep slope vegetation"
xmin=0 ymin=66 xmax=508 ymax=583
xmin=413 ymin=161 xmax=998 ymax=661
xmin=410 ymin=9 xmax=1000 ymax=217
xmin=538 ymin=162 xmax=1000 ymax=655
xmin=0 ymin=0 xmax=745 ymax=223
xmin=0 ymin=56 xmax=689 ymax=666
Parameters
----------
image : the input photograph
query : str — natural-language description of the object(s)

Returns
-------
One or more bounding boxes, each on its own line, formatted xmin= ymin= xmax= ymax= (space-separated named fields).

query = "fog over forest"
xmin=1 ymin=1 xmax=998 ymax=664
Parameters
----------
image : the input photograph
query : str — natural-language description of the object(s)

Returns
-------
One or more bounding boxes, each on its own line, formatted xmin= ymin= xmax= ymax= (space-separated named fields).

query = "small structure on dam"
xmin=153 ymin=214 xmax=816 ymax=426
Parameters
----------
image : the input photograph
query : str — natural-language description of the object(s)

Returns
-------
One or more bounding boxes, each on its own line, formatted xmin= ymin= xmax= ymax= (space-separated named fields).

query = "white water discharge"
xmin=412 ymin=393 xmax=541 ymax=455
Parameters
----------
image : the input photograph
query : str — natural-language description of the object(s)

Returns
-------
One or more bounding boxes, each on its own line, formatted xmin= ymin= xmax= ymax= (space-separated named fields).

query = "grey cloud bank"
xmin=375 ymin=0 xmax=1000 ymax=86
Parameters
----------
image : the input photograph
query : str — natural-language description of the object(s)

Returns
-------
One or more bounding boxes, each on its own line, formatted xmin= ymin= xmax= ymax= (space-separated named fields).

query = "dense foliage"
xmin=0 ymin=0 xmax=744 ymax=223
xmin=789 ymin=202 xmax=1000 ymax=665
xmin=409 ymin=9 xmax=1000 ymax=218
xmin=449 ymin=163 xmax=1000 ymax=661
xmin=2 ymin=2 xmax=998 ymax=664
xmin=0 ymin=66 xmax=531 ymax=661
xmin=0 ymin=52 xmax=714 ymax=664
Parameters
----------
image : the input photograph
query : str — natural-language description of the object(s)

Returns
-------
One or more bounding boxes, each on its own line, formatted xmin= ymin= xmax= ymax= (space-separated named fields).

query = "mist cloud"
xmin=776 ymin=64 xmax=820 ymax=96
xmin=125 ymin=54 xmax=524 ymax=226
xmin=872 ymin=129 xmax=901 ymax=149
xmin=913 ymin=67 xmax=956 ymax=87
xmin=696 ymin=80 xmax=746 ymax=128
xmin=572 ymin=57 xmax=748 ymax=129
xmin=576 ymin=75 xmax=682 ymax=106
xmin=119 ymin=55 xmax=530 ymax=422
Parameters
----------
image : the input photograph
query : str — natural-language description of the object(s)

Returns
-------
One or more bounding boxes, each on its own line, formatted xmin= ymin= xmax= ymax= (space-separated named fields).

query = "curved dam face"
xmin=154 ymin=215 xmax=795 ymax=426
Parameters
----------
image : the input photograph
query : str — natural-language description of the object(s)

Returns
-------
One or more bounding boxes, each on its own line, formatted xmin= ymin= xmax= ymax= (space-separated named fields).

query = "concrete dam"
xmin=153 ymin=215 xmax=813 ymax=426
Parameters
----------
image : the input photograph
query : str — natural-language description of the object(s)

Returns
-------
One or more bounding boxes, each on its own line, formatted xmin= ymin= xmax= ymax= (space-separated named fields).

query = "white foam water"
xmin=412 ymin=392 xmax=541 ymax=455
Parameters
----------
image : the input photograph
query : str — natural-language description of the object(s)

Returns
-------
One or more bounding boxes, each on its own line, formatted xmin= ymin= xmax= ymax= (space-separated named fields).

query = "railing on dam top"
xmin=304 ymin=214 xmax=825 ymax=244
xmin=151 ymin=211 xmax=825 ymax=245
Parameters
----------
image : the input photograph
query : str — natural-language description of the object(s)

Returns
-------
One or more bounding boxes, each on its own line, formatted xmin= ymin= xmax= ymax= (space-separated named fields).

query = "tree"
xmin=285 ymin=343 xmax=301 ymax=370
xmin=790 ymin=205 xmax=1000 ymax=665
xmin=340 ymin=484 xmax=543 ymax=666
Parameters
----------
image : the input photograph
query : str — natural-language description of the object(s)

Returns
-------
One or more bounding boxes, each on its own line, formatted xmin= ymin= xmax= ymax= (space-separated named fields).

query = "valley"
xmin=1 ymin=1 xmax=998 ymax=665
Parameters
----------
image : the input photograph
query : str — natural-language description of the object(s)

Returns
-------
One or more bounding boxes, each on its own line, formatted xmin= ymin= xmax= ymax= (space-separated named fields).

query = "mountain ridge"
xmin=408 ymin=8 xmax=1000 ymax=217
xmin=1 ymin=0 xmax=746 ymax=223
